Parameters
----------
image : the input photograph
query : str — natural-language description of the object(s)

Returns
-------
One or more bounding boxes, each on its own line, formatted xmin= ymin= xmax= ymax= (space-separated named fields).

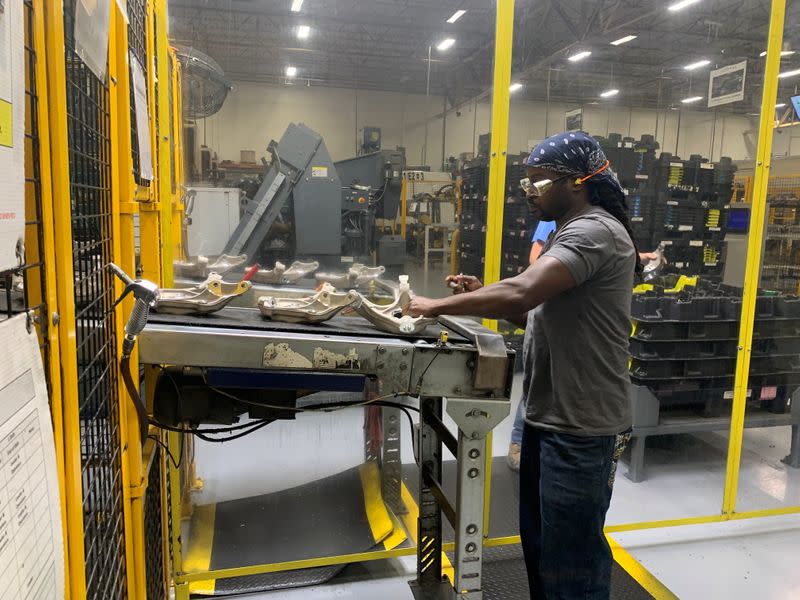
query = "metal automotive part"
xmin=154 ymin=273 xmax=252 ymax=315
xmin=251 ymin=260 xmax=320 ymax=285
xmin=315 ymin=263 xmax=386 ymax=288
xmin=173 ymin=253 xmax=248 ymax=279
xmin=257 ymin=283 xmax=359 ymax=323
xmin=354 ymin=275 xmax=434 ymax=335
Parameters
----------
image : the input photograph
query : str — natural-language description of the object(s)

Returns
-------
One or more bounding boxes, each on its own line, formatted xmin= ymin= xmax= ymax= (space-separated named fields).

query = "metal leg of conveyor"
xmin=784 ymin=424 xmax=800 ymax=468
xmin=382 ymin=405 xmax=404 ymax=514
xmin=410 ymin=397 xmax=450 ymax=600
xmin=451 ymin=430 xmax=486 ymax=600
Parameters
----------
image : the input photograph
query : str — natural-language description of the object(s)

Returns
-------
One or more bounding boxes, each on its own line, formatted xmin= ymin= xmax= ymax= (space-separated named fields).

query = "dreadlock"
xmin=587 ymin=180 xmax=644 ymax=274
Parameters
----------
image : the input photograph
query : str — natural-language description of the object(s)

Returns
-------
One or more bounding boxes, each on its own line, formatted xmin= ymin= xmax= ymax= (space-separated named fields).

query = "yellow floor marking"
xmin=359 ymin=461 xmax=395 ymax=545
xmin=184 ymin=503 xmax=217 ymax=595
xmin=608 ymin=535 xmax=680 ymax=600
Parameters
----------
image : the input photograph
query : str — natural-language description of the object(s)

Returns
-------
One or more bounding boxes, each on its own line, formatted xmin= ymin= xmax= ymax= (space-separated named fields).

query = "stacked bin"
xmin=630 ymin=276 xmax=800 ymax=417
xmin=501 ymin=156 xmax=539 ymax=279
xmin=459 ymin=161 xmax=489 ymax=277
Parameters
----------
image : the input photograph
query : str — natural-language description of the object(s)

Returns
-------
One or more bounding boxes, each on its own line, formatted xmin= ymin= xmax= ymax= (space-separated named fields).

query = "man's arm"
xmin=405 ymin=256 xmax=576 ymax=319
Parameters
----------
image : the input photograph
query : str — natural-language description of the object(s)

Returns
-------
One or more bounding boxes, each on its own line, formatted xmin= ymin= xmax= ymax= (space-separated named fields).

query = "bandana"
xmin=525 ymin=131 xmax=624 ymax=196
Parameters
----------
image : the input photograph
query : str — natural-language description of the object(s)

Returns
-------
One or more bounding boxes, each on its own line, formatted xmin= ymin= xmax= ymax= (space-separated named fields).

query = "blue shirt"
xmin=532 ymin=220 xmax=556 ymax=244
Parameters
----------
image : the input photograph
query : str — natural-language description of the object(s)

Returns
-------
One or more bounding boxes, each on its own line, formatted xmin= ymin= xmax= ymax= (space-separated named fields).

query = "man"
xmin=405 ymin=132 xmax=638 ymax=599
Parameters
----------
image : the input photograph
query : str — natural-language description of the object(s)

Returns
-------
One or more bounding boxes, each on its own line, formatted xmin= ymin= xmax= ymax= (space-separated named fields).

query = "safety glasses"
xmin=519 ymin=173 xmax=572 ymax=198
xmin=520 ymin=160 xmax=612 ymax=198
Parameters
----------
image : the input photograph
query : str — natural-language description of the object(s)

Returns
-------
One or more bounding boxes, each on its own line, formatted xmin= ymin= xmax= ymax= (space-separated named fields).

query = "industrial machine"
xmin=134 ymin=278 xmax=513 ymax=599
xmin=210 ymin=123 xmax=406 ymax=269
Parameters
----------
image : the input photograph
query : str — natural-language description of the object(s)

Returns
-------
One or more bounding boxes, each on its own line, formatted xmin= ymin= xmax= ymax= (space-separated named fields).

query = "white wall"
xmin=197 ymin=82 xmax=754 ymax=170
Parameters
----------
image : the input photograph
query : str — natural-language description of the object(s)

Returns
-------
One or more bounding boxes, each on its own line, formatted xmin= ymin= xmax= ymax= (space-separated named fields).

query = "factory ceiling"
xmin=170 ymin=0 xmax=800 ymax=116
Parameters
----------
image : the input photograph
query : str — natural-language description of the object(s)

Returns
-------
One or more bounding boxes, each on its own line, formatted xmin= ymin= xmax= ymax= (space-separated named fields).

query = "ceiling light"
xmin=285 ymin=66 xmax=297 ymax=77
xmin=684 ymin=59 xmax=711 ymax=70
xmin=600 ymin=89 xmax=619 ymax=98
xmin=779 ymin=68 xmax=800 ymax=79
xmin=297 ymin=25 xmax=310 ymax=39
xmin=509 ymin=82 xmax=523 ymax=92
xmin=760 ymin=50 xmax=795 ymax=57
xmin=610 ymin=35 xmax=637 ymax=46
xmin=668 ymin=0 xmax=702 ymax=11
xmin=447 ymin=9 xmax=466 ymax=23
xmin=681 ymin=96 xmax=703 ymax=104
xmin=290 ymin=0 xmax=303 ymax=12
xmin=568 ymin=51 xmax=592 ymax=62
xmin=776 ymin=103 xmax=787 ymax=108
xmin=437 ymin=38 xmax=455 ymax=51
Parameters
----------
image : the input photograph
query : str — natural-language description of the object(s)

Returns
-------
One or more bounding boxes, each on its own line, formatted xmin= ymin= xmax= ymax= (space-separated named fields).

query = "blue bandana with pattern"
xmin=525 ymin=131 xmax=624 ymax=196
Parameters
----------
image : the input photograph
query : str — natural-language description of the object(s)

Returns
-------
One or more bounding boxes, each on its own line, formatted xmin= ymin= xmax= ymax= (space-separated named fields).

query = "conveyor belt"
xmin=148 ymin=306 xmax=468 ymax=343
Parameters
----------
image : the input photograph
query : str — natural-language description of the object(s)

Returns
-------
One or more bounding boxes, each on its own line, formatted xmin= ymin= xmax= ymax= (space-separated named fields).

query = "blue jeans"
xmin=520 ymin=424 xmax=627 ymax=599
xmin=510 ymin=395 xmax=526 ymax=445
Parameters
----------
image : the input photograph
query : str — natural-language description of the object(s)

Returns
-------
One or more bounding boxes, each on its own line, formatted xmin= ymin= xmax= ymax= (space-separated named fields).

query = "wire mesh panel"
xmin=63 ymin=1 xmax=128 ymax=597
xmin=144 ymin=446 xmax=167 ymax=600
xmin=128 ymin=0 xmax=149 ymax=187
xmin=0 ymin=0 xmax=51 ymax=387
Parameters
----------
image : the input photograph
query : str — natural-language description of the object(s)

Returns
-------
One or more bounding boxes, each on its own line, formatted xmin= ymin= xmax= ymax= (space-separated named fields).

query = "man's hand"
xmin=639 ymin=252 xmax=659 ymax=262
xmin=403 ymin=296 xmax=440 ymax=318
xmin=445 ymin=274 xmax=482 ymax=294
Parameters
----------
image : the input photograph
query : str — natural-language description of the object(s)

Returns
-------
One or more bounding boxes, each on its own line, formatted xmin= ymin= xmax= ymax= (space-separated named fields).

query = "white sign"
xmin=74 ymin=0 xmax=112 ymax=81
xmin=0 ymin=315 xmax=65 ymax=599
xmin=130 ymin=54 xmax=153 ymax=181
xmin=311 ymin=166 xmax=329 ymax=178
xmin=565 ymin=108 xmax=583 ymax=132
xmin=0 ymin=0 xmax=25 ymax=272
xmin=708 ymin=60 xmax=747 ymax=108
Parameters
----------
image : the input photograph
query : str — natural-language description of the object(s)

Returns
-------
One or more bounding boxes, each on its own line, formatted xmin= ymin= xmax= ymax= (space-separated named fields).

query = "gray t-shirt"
xmin=523 ymin=206 xmax=635 ymax=436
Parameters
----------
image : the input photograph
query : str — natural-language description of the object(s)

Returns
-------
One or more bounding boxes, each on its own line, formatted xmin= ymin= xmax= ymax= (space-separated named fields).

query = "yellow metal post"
xmin=722 ymin=0 xmax=786 ymax=515
xmin=170 ymin=50 xmax=185 ymax=261
xmin=138 ymin=0 xmax=163 ymax=285
xmin=479 ymin=0 xmax=514 ymax=537
xmin=29 ymin=1 xmax=70 ymax=595
xmin=109 ymin=5 xmax=148 ymax=598
xmin=482 ymin=0 xmax=514 ymax=327
xmin=154 ymin=0 xmax=174 ymax=284
xmin=41 ymin=0 xmax=87 ymax=596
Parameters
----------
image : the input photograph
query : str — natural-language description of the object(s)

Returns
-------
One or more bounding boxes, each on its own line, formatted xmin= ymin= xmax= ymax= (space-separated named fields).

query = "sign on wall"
xmin=708 ymin=61 xmax=747 ymax=108
xmin=0 ymin=0 xmax=25 ymax=272
xmin=565 ymin=108 xmax=583 ymax=132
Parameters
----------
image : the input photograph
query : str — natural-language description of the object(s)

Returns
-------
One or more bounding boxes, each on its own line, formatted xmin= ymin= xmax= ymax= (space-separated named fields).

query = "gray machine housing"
xmin=336 ymin=149 xmax=405 ymax=220
xmin=223 ymin=122 xmax=342 ymax=262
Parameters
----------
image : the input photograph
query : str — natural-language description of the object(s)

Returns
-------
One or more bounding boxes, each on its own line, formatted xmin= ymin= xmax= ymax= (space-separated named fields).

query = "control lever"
xmin=109 ymin=263 xmax=159 ymax=445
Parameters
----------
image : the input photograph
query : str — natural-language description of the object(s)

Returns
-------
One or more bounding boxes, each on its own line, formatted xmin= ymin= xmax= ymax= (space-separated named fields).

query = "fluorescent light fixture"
xmin=600 ymin=89 xmax=619 ymax=98
xmin=610 ymin=35 xmax=637 ymax=46
xmin=290 ymin=0 xmax=303 ymax=12
xmin=568 ymin=51 xmax=592 ymax=62
xmin=779 ymin=68 xmax=800 ymax=79
xmin=437 ymin=38 xmax=455 ymax=51
xmin=681 ymin=96 xmax=703 ymax=104
xmin=760 ymin=50 xmax=795 ymax=57
xmin=447 ymin=9 xmax=466 ymax=23
xmin=668 ymin=0 xmax=701 ymax=11
xmin=684 ymin=59 xmax=711 ymax=70
xmin=509 ymin=82 xmax=523 ymax=92
xmin=285 ymin=66 xmax=297 ymax=77
xmin=297 ymin=25 xmax=310 ymax=39
xmin=776 ymin=103 xmax=787 ymax=108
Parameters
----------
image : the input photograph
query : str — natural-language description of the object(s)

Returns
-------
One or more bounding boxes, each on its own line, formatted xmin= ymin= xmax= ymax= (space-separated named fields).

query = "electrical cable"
xmin=147 ymin=434 xmax=181 ymax=469
xmin=414 ymin=348 xmax=443 ymax=395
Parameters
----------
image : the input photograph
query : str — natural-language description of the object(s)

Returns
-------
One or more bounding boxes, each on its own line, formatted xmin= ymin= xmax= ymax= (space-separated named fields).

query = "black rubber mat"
xmin=148 ymin=307 xmax=467 ymax=342
xmin=188 ymin=464 xmax=400 ymax=597
xmin=471 ymin=544 xmax=654 ymax=600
